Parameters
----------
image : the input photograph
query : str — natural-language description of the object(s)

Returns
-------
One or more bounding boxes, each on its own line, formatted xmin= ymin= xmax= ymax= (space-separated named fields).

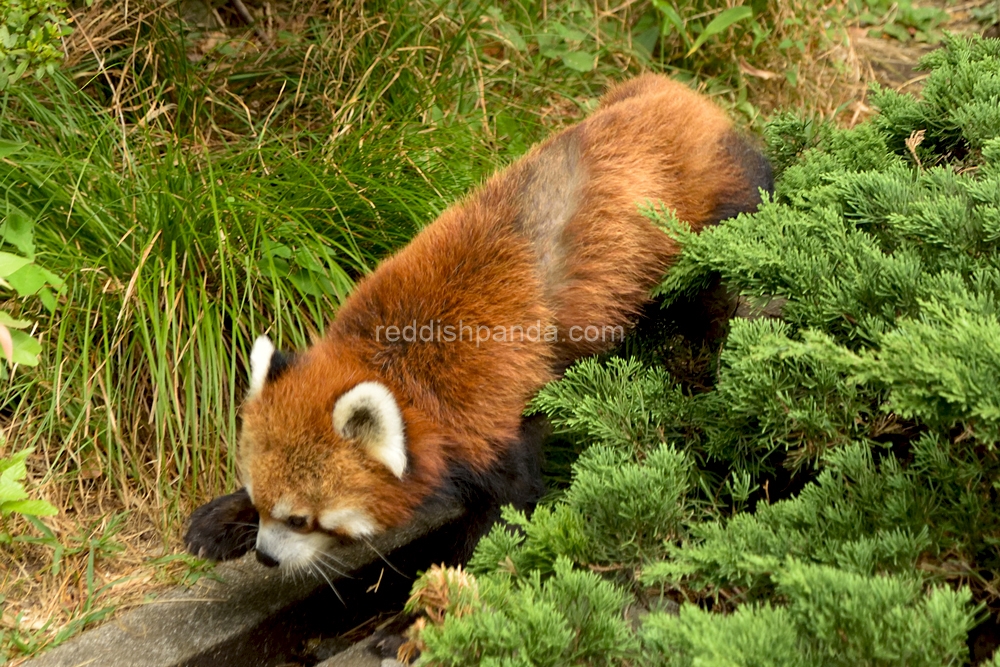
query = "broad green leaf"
xmin=262 ymin=240 xmax=292 ymax=259
xmin=686 ymin=6 xmax=753 ymax=56
xmin=0 ymin=448 xmax=31 ymax=477
xmin=552 ymin=24 xmax=587 ymax=43
xmin=0 ymin=311 xmax=30 ymax=328
xmin=0 ymin=448 xmax=53 ymax=518
xmin=257 ymin=256 xmax=291 ymax=276
xmin=0 ymin=480 xmax=27 ymax=505
xmin=634 ymin=24 xmax=660 ymax=57
xmin=561 ymin=51 xmax=596 ymax=73
xmin=294 ymin=248 xmax=324 ymax=273
xmin=537 ymin=33 xmax=566 ymax=60
xmin=38 ymin=286 xmax=56 ymax=312
xmin=5 ymin=263 xmax=62 ymax=296
xmin=289 ymin=268 xmax=323 ymax=297
xmin=11 ymin=58 xmax=29 ymax=85
xmin=2 ymin=499 xmax=57 ymax=516
xmin=0 ymin=460 xmax=29 ymax=504
xmin=1 ymin=328 xmax=42 ymax=366
xmin=1 ymin=206 xmax=34 ymax=257
xmin=882 ymin=23 xmax=911 ymax=43
xmin=497 ymin=21 xmax=527 ymax=52
xmin=0 ymin=139 xmax=25 ymax=160
xmin=0 ymin=251 xmax=31 ymax=277
xmin=540 ymin=44 xmax=567 ymax=59
xmin=43 ymin=265 xmax=63 ymax=289
xmin=652 ymin=0 xmax=688 ymax=47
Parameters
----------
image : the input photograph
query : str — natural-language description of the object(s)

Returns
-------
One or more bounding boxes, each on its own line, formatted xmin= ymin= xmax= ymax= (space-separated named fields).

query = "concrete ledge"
xmin=314 ymin=635 xmax=404 ymax=667
xmin=24 ymin=503 xmax=466 ymax=667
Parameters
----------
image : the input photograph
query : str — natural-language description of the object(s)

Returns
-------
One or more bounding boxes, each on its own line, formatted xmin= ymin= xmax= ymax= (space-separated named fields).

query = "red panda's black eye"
xmin=286 ymin=515 xmax=308 ymax=530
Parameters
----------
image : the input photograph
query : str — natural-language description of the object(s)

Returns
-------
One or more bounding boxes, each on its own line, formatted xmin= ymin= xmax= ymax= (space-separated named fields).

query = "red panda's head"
xmin=238 ymin=335 xmax=421 ymax=571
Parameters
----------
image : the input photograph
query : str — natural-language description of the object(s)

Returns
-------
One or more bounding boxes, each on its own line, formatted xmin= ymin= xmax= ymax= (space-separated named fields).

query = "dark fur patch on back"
xmin=707 ymin=131 xmax=775 ymax=224
xmin=514 ymin=128 xmax=585 ymax=287
xmin=266 ymin=349 xmax=296 ymax=383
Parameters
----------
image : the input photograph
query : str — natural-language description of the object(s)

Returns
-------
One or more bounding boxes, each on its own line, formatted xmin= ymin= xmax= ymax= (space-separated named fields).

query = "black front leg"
xmin=429 ymin=414 xmax=548 ymax=565
xmin=184 ymin=487 xmax=259 ymax=561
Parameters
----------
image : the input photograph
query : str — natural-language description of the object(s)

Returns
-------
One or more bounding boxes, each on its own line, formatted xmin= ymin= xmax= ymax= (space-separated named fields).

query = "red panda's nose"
xmin=255 ymin=549 xmax=280 ymax=568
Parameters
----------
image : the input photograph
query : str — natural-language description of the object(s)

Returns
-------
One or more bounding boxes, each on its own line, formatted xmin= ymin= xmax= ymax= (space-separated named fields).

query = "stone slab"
xmin=314 ymin=636 xmax=403 ymax=667
xmin=24 ymin=503 xmax=465 ymax=667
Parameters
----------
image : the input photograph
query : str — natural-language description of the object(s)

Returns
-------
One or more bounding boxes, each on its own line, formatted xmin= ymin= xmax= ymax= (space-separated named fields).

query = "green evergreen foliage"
xmin=643 ymin=443 xmax=936 ymax=592
xmin=642 ymin=560 xmax=974 ymax=667
xmin=416 ymin=557 xmax=637 ymax=667
xmin=872 ymin=35 xmax=1000 ymax=152
xmin=527 ymin=357 xmax=698 ymax=456
xmin=471 ymin=443 xmax=695 ymax=576
xmin=412 ymin=35 xmax=1000 ymax=665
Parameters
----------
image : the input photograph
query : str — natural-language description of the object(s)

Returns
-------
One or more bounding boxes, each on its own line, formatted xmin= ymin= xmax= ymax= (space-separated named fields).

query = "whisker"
xmin=317 ymin=548 xmax=349 ymax=567
xmin=362 ymin=538 xmax=408 ymax=578
xmin=310 ymin=561 xmax=346 ymax=605
xmin=315 ymin=553 xmax=351 ymax=579
xmin=317 ymin=550 xmax=352 ymax=570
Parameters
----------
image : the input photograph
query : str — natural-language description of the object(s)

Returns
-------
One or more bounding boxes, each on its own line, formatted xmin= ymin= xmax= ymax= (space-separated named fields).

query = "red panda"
xmin=185 ymin=74 xmax=773 ymax=571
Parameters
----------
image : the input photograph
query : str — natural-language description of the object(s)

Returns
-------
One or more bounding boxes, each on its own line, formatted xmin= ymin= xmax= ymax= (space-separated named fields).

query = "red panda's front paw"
xmin=184 ymin=488 xmax=259 ymax=561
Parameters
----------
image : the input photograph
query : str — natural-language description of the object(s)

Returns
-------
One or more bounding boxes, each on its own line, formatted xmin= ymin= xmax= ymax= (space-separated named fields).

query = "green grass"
xmin=1 ymin=78 xmax=520 ymax=513
xmin=0 ymin=0 xmax=861 ymax=658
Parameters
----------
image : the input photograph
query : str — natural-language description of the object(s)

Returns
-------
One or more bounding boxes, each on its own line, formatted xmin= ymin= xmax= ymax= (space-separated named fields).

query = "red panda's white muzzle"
xmin=255 ymin=520 xmax=334 ymax=571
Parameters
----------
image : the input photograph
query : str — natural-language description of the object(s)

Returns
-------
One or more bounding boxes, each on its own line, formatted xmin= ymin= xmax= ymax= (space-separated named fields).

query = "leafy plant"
xmin=0 ymin=446 xmax=56 ymax=543
xmin=0 ymin=0 xmax=74 ymax=89
xmin=650 ymin=2 xmax=756 ymax=58
xmin=478 ymin=1 xmax=640 ymax=80
xmin=849 ymin=0 xmax=949 ymax=43
xmin=0 ymin=140 xmax=63 ymax=367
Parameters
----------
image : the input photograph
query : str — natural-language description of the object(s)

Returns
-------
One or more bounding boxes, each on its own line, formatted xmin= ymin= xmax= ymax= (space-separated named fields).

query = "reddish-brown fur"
xmin=240 ymin=74 xmax=769 ymax=535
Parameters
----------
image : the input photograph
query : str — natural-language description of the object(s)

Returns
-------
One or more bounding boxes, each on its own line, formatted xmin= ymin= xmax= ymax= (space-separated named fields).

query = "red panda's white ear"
xmin=332 ymin=382 xmax=407 ymax=478
xmin=249 ymin=335 xmax=275 ymax=397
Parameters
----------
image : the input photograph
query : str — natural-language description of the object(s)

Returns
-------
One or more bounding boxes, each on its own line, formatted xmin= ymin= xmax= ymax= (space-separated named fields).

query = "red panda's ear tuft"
xmin=249 ymin=335 xmax=275 ymax=397
xmin=332 ymin=381 xmax=407 ymax=478
xmin=248 ymin=335 xmax=296 ymax=397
